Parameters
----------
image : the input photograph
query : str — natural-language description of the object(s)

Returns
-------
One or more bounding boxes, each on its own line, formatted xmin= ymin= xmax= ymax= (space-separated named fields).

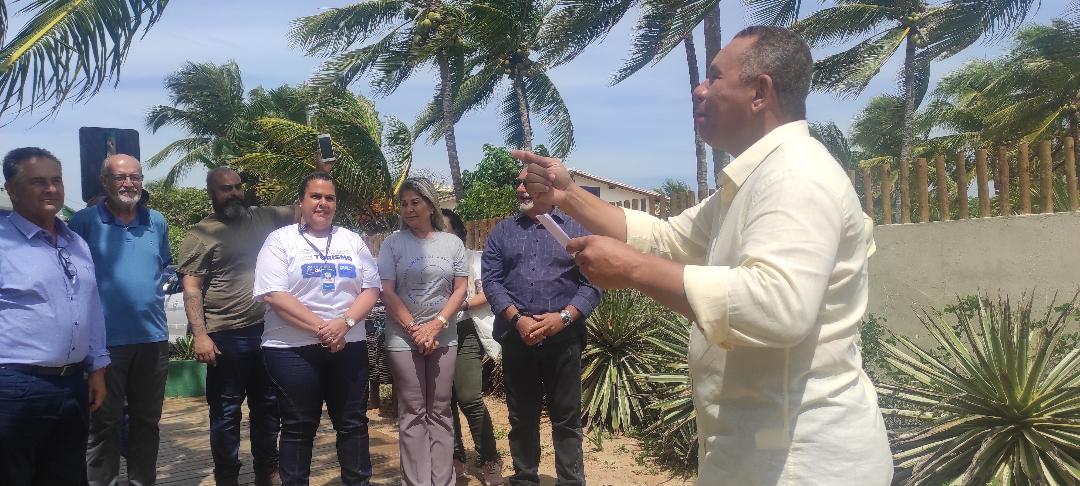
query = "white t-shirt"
xmin=253 ymin=225 xmax=382 ymax=348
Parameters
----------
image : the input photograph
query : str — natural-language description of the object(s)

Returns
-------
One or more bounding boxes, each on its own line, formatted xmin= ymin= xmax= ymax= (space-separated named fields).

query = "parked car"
xmin=163 ymin=266 xmax=189 ymax=343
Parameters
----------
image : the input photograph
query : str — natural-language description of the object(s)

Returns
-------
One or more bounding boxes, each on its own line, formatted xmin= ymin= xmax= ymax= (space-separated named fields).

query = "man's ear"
xmin=751 ymin=73 xmax=775 ymax=113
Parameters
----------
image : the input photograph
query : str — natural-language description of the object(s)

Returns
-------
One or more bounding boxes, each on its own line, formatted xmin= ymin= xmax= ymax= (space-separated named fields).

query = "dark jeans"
xmin=451 ymin=319 xmax=499 ymax=464
xmin=500 ymin=333 xmax=585 ymax=486
xmin=206 ymin=325 xmax=280 ymax=483
xmin=87 ymin=341 xmax=170 ymax=486
xmin=0 ymin=368 xmax=89 ymax=486
xmin=263 ymin=341 xmax=371 ymax=486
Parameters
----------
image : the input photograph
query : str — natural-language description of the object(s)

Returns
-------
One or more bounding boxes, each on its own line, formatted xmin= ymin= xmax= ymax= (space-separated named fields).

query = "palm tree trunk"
xmin=899 ymin=34 xmax=917 ymax=167
xmin=512 ymin=70 xmax=534 ymax=152
xmin=684 ymin=35 xmax=709 ymax=199
xmin=437 ymin=50 xmax=465 ymax=201
xmin=703 ymin=7 xmax=730 ymax=188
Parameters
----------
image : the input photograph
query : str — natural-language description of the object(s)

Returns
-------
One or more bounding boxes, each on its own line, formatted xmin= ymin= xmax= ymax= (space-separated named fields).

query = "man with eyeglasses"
xmin=178 ymin=165 xmax=326 ymax=486
xmin=0 ymin=147 xmax=111 ymax=485
xmin=69 ymin=154 xmax=172 ymax=486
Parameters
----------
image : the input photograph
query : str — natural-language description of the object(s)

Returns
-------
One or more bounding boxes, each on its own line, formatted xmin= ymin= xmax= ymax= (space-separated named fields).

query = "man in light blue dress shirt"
xmin=0 ymin=147 xmax=110 ymax=486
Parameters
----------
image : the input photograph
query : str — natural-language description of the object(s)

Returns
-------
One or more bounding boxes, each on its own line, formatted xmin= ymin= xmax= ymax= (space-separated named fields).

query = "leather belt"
xmin=0 ymin=363 xmax=85 ymax=377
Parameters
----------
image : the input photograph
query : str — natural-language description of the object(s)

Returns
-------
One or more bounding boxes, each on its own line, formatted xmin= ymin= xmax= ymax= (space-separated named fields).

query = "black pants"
xmin=501 ymin=334 xmax=585 ymax=486
xmin=263 ymin=341 xmax=371 ymax=486
xmin=0 ymin=368 xmax=88 ymax=486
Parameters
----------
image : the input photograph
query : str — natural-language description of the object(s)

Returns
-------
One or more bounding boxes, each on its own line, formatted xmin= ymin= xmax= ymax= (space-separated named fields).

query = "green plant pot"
xmin=165 ymin=360 xmax=207 ymax=397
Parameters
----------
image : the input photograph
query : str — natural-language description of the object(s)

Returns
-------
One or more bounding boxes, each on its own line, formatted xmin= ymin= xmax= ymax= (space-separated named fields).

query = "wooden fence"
xmin=855 ymin=138 xmax=1078 ymax=225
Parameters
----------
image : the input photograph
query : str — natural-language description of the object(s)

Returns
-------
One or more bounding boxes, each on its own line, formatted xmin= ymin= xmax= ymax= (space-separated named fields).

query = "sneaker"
xmin=481 ymin=461 xmax=503 ymax=486
xmin=454 ymin=459 xmax=468 ymax=479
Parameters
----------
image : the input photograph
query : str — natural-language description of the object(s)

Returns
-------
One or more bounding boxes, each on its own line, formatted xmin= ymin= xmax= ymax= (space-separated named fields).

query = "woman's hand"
xmin=328 ymin=336 xmax=347 ymax=353
xmin=317 ymin=318 xmax=349 ymax=346
xmin=409 ymin=321 xmax=442 ymax=355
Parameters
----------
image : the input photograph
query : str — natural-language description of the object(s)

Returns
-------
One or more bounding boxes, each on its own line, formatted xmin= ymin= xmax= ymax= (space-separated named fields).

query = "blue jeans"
xmin=0 ymin=368 xmax=88 ymax=486
xmin=263 ymin=341 xmax=371 ymax=486
xmin=206 ymin=325 xmax=280 ymax=482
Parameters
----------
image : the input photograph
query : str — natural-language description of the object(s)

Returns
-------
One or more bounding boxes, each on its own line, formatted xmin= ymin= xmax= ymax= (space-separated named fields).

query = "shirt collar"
xmin=7 ymin=210 xmax=74 ymax=242
xmin=720 ymin=120 xmax=810 ymax=192
xmin=96 ymin=200 xmax=151 ymax=227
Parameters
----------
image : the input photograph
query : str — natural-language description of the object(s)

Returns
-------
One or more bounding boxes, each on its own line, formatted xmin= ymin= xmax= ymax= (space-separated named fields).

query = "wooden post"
xmin=880 ymin=165 xmax=892 ymax=224
xmin=1019 ymin=143 xmax=1032 ymax=214
xmin=687 ymin=191 xmax=695 ymax=209
xmin=976 ymin=149 xmax=990 ymax=217
xmin=1039 ymin=140 xmax=1054 ymax=213
xmin=917 ymin=158 xmax=929 ymax=223
xmin=899 ymin=159 xmax=910 ymax=223
xmin=862 ymin=167 xmax=874 ymax=216
xmin=937 ymin=155 xmax=951 ymax=221
xmin=847 ymin=169 xmax=856 ymax=189
xmin=954 ymin=154 xmax=968 ymax=219
xmin=1065 ymin=137 xmax=1078 ymax=211
xmin=997 ymin=145 xmax=1010 ymax=216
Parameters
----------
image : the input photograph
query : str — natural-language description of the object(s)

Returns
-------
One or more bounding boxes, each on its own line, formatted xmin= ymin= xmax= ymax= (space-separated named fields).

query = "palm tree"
xmin=0 ymin=0 xmax=170 ymax=119
xmin=232 ymin=89 xmax=414 ymax=231
xmin=144 ymin=61 xmax=252 ymax=186
xmin=291 ymin=1 xmax=470 ymax=201
xmin=794 ymin=0 xmax=1039 ymax=169
xmin=413 ymin=0 xmax=576 ymax=160
xmin=682 ymin=34 xmax=709 ymax=198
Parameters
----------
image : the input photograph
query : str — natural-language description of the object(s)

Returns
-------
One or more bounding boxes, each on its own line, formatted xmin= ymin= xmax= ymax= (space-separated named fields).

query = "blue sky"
xmin=0 ymin=0 xmax=1070 ymax=207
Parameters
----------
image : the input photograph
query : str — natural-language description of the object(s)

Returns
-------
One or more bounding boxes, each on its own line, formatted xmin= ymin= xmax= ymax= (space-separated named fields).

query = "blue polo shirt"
xmin=70 ymin=202 xmax=171 ymax=347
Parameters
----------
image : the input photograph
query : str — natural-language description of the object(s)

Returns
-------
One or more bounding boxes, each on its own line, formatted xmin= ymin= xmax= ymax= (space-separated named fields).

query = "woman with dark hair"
xmin=441 ymin=208 xmax=503 ymax=485
xmin=253 ymin=172 xmax=382 ymax=485
xmin=377 ymin=177 xmax=468 ymax=485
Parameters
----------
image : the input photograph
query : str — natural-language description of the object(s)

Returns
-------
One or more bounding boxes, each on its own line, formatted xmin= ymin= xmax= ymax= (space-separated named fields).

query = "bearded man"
xmin=70 ymin=154 xmax=172 ymax=486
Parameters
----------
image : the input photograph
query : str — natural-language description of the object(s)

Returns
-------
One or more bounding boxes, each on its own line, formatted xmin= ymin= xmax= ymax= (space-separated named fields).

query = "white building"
xmin=568 ymin=169 xmax=666 ymax=214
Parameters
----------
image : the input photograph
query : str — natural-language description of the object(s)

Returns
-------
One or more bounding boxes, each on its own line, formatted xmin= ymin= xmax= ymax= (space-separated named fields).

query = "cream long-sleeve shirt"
xmin=624 ymin=121 xmax=892 ymax=485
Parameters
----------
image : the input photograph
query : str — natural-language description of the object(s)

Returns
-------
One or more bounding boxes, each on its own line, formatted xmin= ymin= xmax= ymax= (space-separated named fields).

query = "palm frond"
xmin=811 ymin=27 xmax=908 ymax=97
xmin=413 ymin=64 xmax=501 ymax=143
xmin=792 ymin=3 xmax=895 ymax=47
xmin=289 ymin=0 xmax=406 ymax=56
xmin=144 ymin=136 xmax=212 ymax=169
xmin=309 ymin=31 xmax=400 ymax=90
xmin=539 ymin=0 xmax=636 ymax=67
xmin=0 ymin=0 xmax=170 ymax=117
xmin=611 ymin=0 xmax=720 ymax=85
xmin=382 ymin=115 xmax=413 ymax=195
xmin=524 ymin=70 xmax=574 ymax=158
xmin=499 ymin=85 xmax=527 ymax=149
xmin=745 ymin=0 xmax=803 ymax=27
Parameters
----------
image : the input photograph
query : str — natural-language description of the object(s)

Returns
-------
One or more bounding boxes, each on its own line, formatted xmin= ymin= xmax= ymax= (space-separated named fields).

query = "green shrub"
xmin=170 ymin=334 xmax=198 ymax=361
xmin=880 ymin=293 xmax=1080 ymax=485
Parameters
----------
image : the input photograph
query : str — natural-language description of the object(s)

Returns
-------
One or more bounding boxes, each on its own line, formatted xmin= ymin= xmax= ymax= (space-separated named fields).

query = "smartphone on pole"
xmin=318 ymin=133 xmax=337 ymax=164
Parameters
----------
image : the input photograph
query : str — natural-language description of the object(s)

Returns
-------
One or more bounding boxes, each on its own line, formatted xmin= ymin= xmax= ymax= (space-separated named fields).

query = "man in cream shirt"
xmin=515 ymin=26 xmax=892 ymax=485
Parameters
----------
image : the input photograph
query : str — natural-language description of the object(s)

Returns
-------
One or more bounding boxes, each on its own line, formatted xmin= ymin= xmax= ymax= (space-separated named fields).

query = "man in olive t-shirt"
xmin=178 ymin=167 xmax=296 ymax=486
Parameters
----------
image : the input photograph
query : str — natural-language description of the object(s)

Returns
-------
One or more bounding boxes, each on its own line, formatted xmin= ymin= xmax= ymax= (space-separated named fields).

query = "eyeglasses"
xmin=56 ymin=246 xmax=78 ymax=285
xmin=108 ymin=173 xmax=144 ymax=183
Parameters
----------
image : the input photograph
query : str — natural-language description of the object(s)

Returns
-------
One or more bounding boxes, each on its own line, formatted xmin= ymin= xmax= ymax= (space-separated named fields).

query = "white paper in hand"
xmin=538 ymin=213 xmax=571 ymax=250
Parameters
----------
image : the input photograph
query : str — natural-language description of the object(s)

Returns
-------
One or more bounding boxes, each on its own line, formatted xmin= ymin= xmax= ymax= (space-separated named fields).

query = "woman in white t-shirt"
xmin=253 ymin=172 xmax=382 ymax=486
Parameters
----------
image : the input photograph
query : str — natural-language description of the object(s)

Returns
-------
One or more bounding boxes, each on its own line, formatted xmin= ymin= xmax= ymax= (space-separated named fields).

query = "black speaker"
xmin=79 ymin=127 xmax=140 ymax=203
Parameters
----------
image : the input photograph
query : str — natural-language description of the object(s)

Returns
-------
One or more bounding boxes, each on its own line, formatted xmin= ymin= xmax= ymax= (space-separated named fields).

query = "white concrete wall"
xmin=868 ymin=211 xmax=1080 ymax=336
xmin=572 ymin=175 xmax=655 ymax=212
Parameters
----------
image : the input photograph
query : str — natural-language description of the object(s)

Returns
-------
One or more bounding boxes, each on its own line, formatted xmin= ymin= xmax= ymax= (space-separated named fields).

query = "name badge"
xmin=322 ymin=265 xmax=336 ymax=292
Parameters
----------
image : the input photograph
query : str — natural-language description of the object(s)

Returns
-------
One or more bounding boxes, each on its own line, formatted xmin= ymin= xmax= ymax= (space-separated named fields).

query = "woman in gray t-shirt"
xmin=377 ymin=177 xmax=467 ymax=486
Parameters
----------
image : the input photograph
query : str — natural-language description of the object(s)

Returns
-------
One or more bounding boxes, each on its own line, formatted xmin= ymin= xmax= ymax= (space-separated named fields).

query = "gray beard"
xmin=518 ymin=197 xmax=534 ymax=212
xmin=215 ymin=199 xmax=248 ymax=221
xmin=115 ymin=192 xmax=140 ymax=208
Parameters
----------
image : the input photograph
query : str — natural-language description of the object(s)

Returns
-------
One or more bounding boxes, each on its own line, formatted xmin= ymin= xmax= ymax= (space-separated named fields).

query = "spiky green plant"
xmin=580 ymin=289 xmax=670 ymax=431
xmin=880 ymin=294 xmax=1080 ymax=485
xmin=637 ymin=312 xmax=697 ymax=476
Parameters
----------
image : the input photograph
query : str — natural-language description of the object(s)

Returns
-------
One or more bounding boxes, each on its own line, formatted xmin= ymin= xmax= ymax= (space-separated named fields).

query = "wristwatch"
xmin=339 ymin=315 xmax=356 ymax=328
xmin=435 ymin=314 xmax=449 ymax=328
xmin=510 ymin=312 xmax=522 ymax=326
xmin=559 ymin=309 xmax=573 ymax=326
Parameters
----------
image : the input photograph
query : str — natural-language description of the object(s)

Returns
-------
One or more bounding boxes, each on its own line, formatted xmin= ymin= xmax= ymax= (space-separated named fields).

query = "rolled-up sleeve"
xmin=568 ymin=280 xmax=602 ymax=319
xmin=480 ymin=226 xmax=514 ymax=317
xmin=680 ymin=172 xmax=844 ymax=348
xmin=623 ymin=200 xmax=712 ymax=264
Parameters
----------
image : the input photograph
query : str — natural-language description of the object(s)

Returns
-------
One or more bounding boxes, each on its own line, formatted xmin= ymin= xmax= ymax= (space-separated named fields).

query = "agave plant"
xmin=580 ymin=289 xmax=671 ymax=431
xmin=637 ymin=312 xmax=697 ymax=476
xmin=879 ymin=294 xmax=1080 ymax=485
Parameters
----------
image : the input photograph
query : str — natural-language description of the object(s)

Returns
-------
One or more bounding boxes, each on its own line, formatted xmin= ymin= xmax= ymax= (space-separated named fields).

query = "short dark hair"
xmin=3 ymin=147 xmax=60 ymax=182
xmin=298 ymin=172 xmax=335 ymax=201
xmin=441 ymin=208 xmax=466 ymax=243
xmin=733 ymin=26 xmax=813 ymax=119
